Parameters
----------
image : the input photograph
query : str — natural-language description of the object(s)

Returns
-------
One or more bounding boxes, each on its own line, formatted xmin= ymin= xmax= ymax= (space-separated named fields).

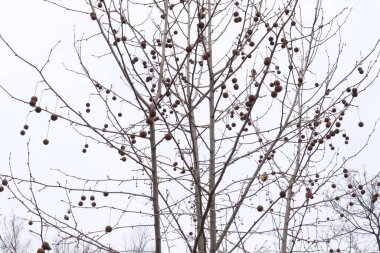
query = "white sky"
xmin=1 ymin=0 xmax=380 ymax=252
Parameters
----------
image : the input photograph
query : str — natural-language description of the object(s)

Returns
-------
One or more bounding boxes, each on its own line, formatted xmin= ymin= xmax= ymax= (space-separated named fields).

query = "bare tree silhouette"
xmin=0 ymin=0 xmax=379 ymax=252
xmin=0 ymin=215 xmax=30 ymax=253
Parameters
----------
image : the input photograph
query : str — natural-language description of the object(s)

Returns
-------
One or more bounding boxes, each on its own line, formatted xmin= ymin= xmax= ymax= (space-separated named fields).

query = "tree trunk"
xmin=150 ymin=123 xmax=161 ymax=253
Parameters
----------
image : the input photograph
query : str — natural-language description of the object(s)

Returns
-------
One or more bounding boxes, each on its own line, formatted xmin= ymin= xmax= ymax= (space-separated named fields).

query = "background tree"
xmin=0 ymin=0 xmax=379 ymax=253
xmin=125 ymin=226 xmax=153 ymax=253
xmin=327 ymin=171 xmax=380 ymax=252
xmin=0 ymin=215 xmax=30 ymax=253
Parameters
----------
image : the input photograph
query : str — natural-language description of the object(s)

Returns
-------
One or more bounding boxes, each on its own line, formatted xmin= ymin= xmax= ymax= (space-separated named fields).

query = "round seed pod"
xmin=164 ymin=133 xmax=173 ymax=141
xmin=90 ymin=12 xmax=97 ymax=20
xmin=140 ymin=131 xmax=147 ymax=138
xmin=50 ymin=114 xmax=58 ymax=121
xmin=105 ymin=225 xmax=112 ymax=233
xmin=41 ymin=242 xmax=51 ymax=250
xmin=37 ymin=248 xmax=45 ymax=253
xmin=263 ymin=57 xmax=271 ymax=66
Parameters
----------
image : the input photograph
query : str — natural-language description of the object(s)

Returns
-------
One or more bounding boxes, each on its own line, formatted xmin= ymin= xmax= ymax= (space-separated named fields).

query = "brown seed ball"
xmin=64 ymin=215 xmax=69 ymax=220
xmin=245 ymin=101 xmax=253 ymax=107
xmin=121 ymin=156 xmax=127 ymax=162
xmin=280 ymin=191 xmax=286 ymax=198
xmin=222 ymin=92 xmax=228 ymax=98
xmin=103 ymin=191 xmax=109 ymax=197
xmin=248 ymin=95 xmax=256 ymax=102
xmin=271 ymin=91 xmax=277 ymax=98
xmin=263 ymin=57 xmax=271 ymax=66
xmin=185 ymin=45 xmax=192 ymax=53
xmin=274 ymin=85 xmax=283 ymax=92
xmin=164 ymin=133 xmax=173 ymax=141
xmin=90 ymin=12 xmax=97 ymax=20
xmin=331 ymin=184 xmax=336 ymax=188
xmin=105 ymin=225 xmax=112 ymax=233
xmin=35 ymin=106 xmax=42 ymax=113
xmin=31 ymin=96 xmax=38 ymax=102
xmin=0 ymin=185 xmax=4 ymax=192
xmin=37 ymin=248 xmax=45 ymax=253
xmin=78 ymin=201 xmax=83 ymax=206
xmin=358 ymin=121 xmax=364 ymax=127
xmin=257 ymin=205 xmax=264 ymax=212
xmin=81 ymin=195 xmax=86 ymax=201
xmin=306 ymin=189 xmax=313 ymax=199
xmin=86 ymin=108 xmax=90 ymax=113
xmin=140 ymin=131 xmax=147 ymax=138
xmin=20 ymin=130 xmax=26 ymax=136
xmin=1 ymin=179 xmax=8 ymax=186
xmin=91 ymin=202 xmax=96 ymax=207
xmin=90 ymin=195 xmax=95 ymax=201
xmin=41 ymin=242 xmax=51 ymax=250
xmin=43 ymin=139 xmax=49 ymax=145
xmin=50 ymin=114 xmax=58 ymax=121
xmin=29 ymin=100 xmax=36 ymax=107
xmin=197 ymin=22 xmax=205 ymax=29
xmin=28 ymin=220 xmax=33 ymax=225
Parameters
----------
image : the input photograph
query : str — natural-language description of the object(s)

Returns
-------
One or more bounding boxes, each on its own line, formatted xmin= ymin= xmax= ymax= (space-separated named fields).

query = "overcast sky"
xmin=1 ymin=0 xmax=380 ymax=251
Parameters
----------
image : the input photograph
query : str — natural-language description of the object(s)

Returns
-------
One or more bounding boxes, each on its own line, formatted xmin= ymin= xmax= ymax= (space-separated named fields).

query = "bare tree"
xmin=53 ymin=236 xmax=94 ymax=253
xmin=0 ymin=0 xmax=379 ymax=253
xmin=327 ymin=171 xmax=380 ymax=252
xmin=125 ymin=226 xmax=153 ymax=253
xmin=0 ymin=215 xmax=30 ymax=253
